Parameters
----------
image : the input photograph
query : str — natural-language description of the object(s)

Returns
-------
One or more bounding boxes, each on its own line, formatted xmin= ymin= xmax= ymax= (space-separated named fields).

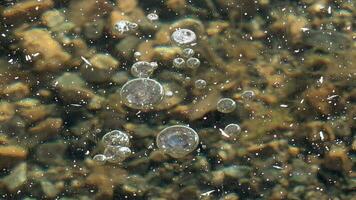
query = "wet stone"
xmin=120 ymin=78 xmax=164 ymax=110
xmin=80 ymin=54 xmax=119 ymax=83
xmin=156 ymin=125 xmax=199 ymax=158
xmin=0 ymin=162 xmax=27 ymax=192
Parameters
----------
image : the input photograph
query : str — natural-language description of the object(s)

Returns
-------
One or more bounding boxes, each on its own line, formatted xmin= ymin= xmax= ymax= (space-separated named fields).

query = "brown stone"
xmin=0 ymin=101 xmax=15 ymax=123
xmin=0 ymin=145 xmax=28 ymax=168
xmin=2 ymin=0 xmax=54 ymax=22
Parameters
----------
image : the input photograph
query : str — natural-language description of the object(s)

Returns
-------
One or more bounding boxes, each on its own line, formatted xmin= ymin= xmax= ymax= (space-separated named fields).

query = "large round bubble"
xmin=217 ymin=98 xmax=236 ymax=113
xmin=131 ymin=61 xmax=158 ymax=78
xmin=120 ymin=78 xmax=164 ymax=109
xmin=156 ymin=125 xmax=199 ymax=158
xmin=102 ymin=130 xmax=130 ymax=147
xmin=171 ymin=29 xmax=197 ymax=46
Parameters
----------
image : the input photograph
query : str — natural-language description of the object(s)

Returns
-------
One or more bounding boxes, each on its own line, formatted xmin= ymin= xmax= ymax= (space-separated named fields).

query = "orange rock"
xmin=2 ymin=0 xmax=54 ymax=22
xmin=2 ymin=82 xmax=30 ymax=100
xmin=117 ymin=0 xmax=137 ymax=13
xmin=20 ymin=29 xmax=71 ymax=71
xmin=0 ymin=102 xmax=15 ymax=123
xmin=0 ymin=145 xmax=28 ymax=168
xmin=29 ymin=118 xmax=63 ymax=138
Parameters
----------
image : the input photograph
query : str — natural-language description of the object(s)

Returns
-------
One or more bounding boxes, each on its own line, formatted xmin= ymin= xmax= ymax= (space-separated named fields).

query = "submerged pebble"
xmin=156 ymin=125 xmax=199 ymax=158
xmin=120 ymin=78 xmax=164 ymax=109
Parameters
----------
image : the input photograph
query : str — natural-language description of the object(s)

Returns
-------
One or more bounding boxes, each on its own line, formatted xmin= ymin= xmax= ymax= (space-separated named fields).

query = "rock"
xmin=1 ymin=82 xmax=30 ymax=100
xmin=83 ymin=19 xmax=105 ymax=40
xmin=68 ymin=0 xmax=113 ymax=27
xmin=303 ymin=30 xmax=352 ymax=52
xmin=149 ymin=150 xmax=169 ymax=162
xmin=54 ymin=72 xmax=95 ymax=104
xmin=0 ymin=162 xmax=27 ymax=192
xmin=35 ymin=141 xmax=68 ymax=165
xmin=111 ymin=71 xmax=129 ymax=85
xmin=178 ymin=186 xmax=199 ymax=200
xmin=80 ymin=54 xmax=119 ymax=83
xmin=41 ymin=180 xmax=60 ymax=198
xmin=219 ymin=193 xmax=239 ymax=200
xmin=124 ymin=123 xmax=155 ymax=138
xmin=16 ymin=99 xmax=54 ymax=123
xmin=185 ymin=89 xmax=221 ymax=121
xmin=323 ymin=146 xmax=352 ymax=173
xmin=222 ymin=165 xmax=251 ymax=180
xmin=156 ymin=82 xmax=187 ymax=110
xmin=166 ymin=0 xmax=187 ymax=13
xmin=0 ymin=101 xmax=15 ymax=123
xmin=19 ymin=29 xmax=71 ymax=71
xmin=41 ymin=10 xmax=65 ymax=28
xmin=206 ymin=21 xmax=230 ymax=36
xmin=304 ymin=84 xmax=340 ymax=115
xmin=0 ymin=145 xmax=28 ymax=169
xmin=2 ymin=0 xmax=54 ymax=22
xmin=153 ymin=46 xmax=182 ymax=62
xmin=117 ymin=0 xmax=138 ymax=13
xmin=115 ymin=36 xmax=141 ymax=60
xmin=27 ymin=118 xmax=63 ymax=146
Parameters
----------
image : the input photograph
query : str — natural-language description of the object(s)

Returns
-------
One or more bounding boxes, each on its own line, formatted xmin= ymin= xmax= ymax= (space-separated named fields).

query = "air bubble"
xmin=114 ymin=20 xmax=138 ymax=33
xmin=241 ymin=90 xmax=255 ymax=100
xmin=156 ymin=125 xmax=199 ymax=158
xmin=171 ymin=29 xmax=197 ymax=46
xmin=182 ymin=48 xmax=195 ymax=58
xmin=224 ymin=123 xmax=241 ymax=138
xmin=102 ymin=130 xmax=130 ymax=147
xmin=103 ymin=145 xmax=131 ymax=163
xmin=173 ymin=57 xmax=185 ymax=68
xmin=147 ymin=13 xmax=159 ymax=21
xmin=195 ymin=79 xmax=206 ymax=89
xmin=186 ymin=57 xmax=200 ymax=69
xmin=131 ymin=61 xmax=158 ymax=78
xmin=93 ymin=154 xmax=107 ymax=163
xmin=120 ymin=78 xmax=164 ymax=109
xmin=217 ymin=98 xmax=236 ymax=113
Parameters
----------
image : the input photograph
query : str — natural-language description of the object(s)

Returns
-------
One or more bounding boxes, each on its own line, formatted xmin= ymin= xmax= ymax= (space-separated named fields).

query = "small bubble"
xmin=147 ymin=13 xmax=159 ymax=21
xmin=224 ymin=123 xmax=241 ymax=138
xmin=131 ymin=61 xmax=158 ymax=78
xmin=182 ymin=48 xmax=195 ymax=58
xmin=134 ymin=51 xmax=141 ymax=58
xmin=241 ymin=90 xmax=255 ymax=100
xmin=173 ymin=57 xmax=185 ymax=68
xmin=217 ymin=98 xmax=236 ymax=113
xmin=186 ymin=57 xmax=200 ymax=69
xmin=156 ymin=125 xmax=199 ymax=158
xmin=93 ymin=154 xmax=107 ymax=163
xmin=102 ymin=130 xmax=130 ymax=147
xmin=114 ymin=20 xmax=138 ymax=33
xmin=171 ymin=29 xmax=197 ymax=46
xmin=195 ymin=79 xmax=207 ymax=89
xmin=120 ymin=78 xmax=164 ymax=109
xmin=103 ymin=145 xmax=131 ymax=163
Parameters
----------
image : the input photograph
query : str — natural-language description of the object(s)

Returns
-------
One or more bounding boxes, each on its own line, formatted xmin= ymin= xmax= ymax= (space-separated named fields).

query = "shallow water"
xmin=0 ymin=0 xmax=355 ymax=199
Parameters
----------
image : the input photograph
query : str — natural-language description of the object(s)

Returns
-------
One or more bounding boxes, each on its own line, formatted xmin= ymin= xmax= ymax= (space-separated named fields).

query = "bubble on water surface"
xmin=171 ymin=29 xmax=197 ymax=46
xmin=120 ymin=78 xmax=164 ymax=109
xmin=93 ymin=154 xmax=107 ymax=163
xmin=217 ymin=98 xmax=236 ymax=113
xmin=186 ymin=57 xmax=200 ymax=69
xmin=131 ymin=61 xmax=158 ymax=78
xmin=156 ymin=125 xmax=199 ymax=158
xmin=147 ymin=13 xmax=159 ymax=21
xmin=102 ymin=130 xmax=130 ymax=147
xmin=173 ymin=57 xmax=185 ymax=68
xmin=224 ymin=123 xmax=241 ymax=138
xmin=182 ymin=48 xmax=195 ymax=58
xmin=103 ymin=145 xmax=131 ymax=163
xmin=195 ymin=79 xmax=206 ymax=89
xmin=114 ymin=20 xmax=138 ymax=33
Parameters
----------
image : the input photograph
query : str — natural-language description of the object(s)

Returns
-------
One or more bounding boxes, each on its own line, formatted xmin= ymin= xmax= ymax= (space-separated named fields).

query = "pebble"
xmin=0 ymin=162 xmax=27 ymax=192
xmin=2 ymin=0 xmax=54 ymax=22
xmin=0 ymin=101 xmax=15 ymax=123
xmin=0 ymin=145 xmax=28 ymax=169
xmin=80 ymin=54 xmax=119 ymax=83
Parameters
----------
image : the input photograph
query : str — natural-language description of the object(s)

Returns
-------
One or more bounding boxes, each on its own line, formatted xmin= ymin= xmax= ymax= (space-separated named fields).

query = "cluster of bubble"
xmin=156 ymin=125 xmax=199 ymax=158
xmin=114 ymin=20 xmax=138 ymax=34
xmin=93 ymin=130 xmax=131 ymax=164
xmin=171 ymin=29 xmax=201 ymax=69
